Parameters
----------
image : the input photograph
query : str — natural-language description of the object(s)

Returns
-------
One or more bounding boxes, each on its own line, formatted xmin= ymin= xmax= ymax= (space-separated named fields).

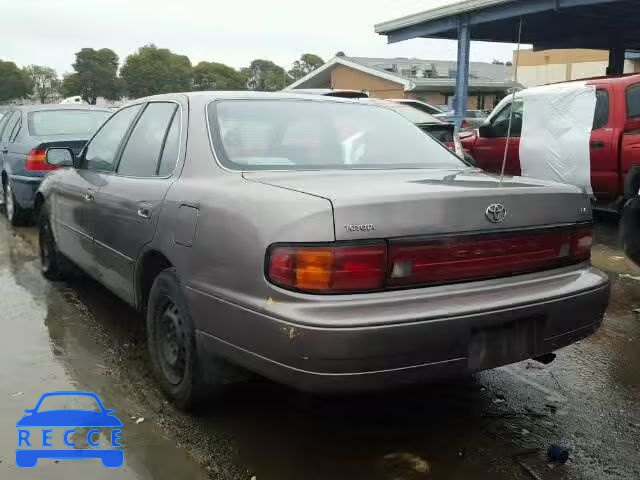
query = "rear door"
xmin=589 ymin=87 xmax=618 ymax=201
xmin=472 ymin=100 xmax=522 ymax=176
xmin=92 ymin=101 xmax=183 ymax=304
xmin=621 ymin=82 xmax=640 ymax=197
xmin=52 ymin=104 xmax=143 ymax=276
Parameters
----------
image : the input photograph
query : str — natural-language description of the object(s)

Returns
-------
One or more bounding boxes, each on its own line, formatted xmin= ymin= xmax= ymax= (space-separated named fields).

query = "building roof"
xmin=285 ymin=55 xmax=519 ymax=92
xmin=374 ymin=0 xmax=640 ymax=50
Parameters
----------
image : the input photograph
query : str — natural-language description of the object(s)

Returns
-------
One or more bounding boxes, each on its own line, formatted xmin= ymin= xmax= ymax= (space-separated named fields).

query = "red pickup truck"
xmin=461 ymin=74 xmax=640 ymax=210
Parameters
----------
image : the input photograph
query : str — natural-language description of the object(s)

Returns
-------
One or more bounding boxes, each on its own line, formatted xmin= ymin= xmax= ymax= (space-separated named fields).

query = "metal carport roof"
xmin=375 ymin=0 xmax=640 ymax=50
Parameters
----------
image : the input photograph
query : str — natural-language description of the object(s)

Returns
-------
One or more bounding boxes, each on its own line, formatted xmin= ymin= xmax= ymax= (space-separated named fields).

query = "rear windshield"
xmin=209 ymin=100 xmax=463 ymax=171
xmin=28 ymin=109 xmax=110 ymax=136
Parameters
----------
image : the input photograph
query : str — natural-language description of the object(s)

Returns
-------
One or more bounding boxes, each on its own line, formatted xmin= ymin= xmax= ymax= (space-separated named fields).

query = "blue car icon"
xmin=16 ymin=391 xmax=123 ymax=468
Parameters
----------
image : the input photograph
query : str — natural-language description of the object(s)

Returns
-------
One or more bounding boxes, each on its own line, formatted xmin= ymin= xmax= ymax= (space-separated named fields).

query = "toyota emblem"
xmin=485 ymin=204 xmax=507 ymax=223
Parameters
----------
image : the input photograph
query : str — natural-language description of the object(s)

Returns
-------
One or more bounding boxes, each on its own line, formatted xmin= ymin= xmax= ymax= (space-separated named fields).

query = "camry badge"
xmin=485 ymin=204 xmax=507 ymax=223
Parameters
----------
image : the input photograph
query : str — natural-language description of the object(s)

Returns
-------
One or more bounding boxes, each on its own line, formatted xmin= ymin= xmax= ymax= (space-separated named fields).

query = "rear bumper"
xmin=190 ymin=265 xmax=610 ymax=393
xmin=7 ymin=175 xmax=41 ymax=209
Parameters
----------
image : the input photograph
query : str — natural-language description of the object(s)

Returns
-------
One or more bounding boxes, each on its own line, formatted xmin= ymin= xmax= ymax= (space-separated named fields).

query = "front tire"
xmin=3 ymin=178 xmax=29 ymax=226
xmin=147 ymin=269 xmax=211 ymax=409
xmin=38 ymin=207 xmax=70 ymax=281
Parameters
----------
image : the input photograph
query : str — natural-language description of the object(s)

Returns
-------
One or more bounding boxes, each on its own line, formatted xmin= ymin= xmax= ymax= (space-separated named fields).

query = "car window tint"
xmin=626 ymin=83 xmax=640 ymax=119
xmin=491 ymin=101 xmax=523 ymax=137
xmin=117 ymin=102 xmax=177 ymax=177
xmin=593 ymin=89 xmax=610 ymax=130
xmin=84 ymin=105 xmax=142 ymax=172
xmin=157 ymin=110 xmax=180 ymax=176
xmin=0 ymin=112 xmax=19 ymax=143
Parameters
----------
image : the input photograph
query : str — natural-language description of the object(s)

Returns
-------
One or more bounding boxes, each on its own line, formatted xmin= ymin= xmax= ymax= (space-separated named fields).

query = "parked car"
xmin=461 ymin=73 xmax=640 ymax=211
xmin=363 ymin=99 xmax=462 ymax=154
xmin=389 ymin=98 xmax=444 ymax=115
xmin=286 ymin=88 xmax=369 ymax=99
xmin=37 ymin=92 xmax=609 ymax=408
xmin=0 ymin=105 xmax=111 ymax=225
xmin=434 ymin=109 xmax=488 ymax=130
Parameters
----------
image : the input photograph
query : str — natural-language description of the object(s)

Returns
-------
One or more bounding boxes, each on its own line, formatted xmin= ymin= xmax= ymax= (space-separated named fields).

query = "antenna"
xmin=499 ymin=17 xmax=523 ymax=185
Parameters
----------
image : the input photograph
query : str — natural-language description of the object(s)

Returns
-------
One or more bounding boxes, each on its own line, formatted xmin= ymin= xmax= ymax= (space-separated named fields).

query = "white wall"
xmin=518 ymin=60 xmax=637 ymax=87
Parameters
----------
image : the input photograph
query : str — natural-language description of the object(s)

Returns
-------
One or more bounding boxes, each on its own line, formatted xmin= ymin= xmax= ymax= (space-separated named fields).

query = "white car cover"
xmin=518 ymin=82 xmax=597 ymax=193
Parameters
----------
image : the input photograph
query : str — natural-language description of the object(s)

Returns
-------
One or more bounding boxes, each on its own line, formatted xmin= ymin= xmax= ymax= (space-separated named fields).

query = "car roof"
xmin=133 ymin=90 xmax=368 ymax=105
xmin=6 ymin=104 xmax=112 ymax=113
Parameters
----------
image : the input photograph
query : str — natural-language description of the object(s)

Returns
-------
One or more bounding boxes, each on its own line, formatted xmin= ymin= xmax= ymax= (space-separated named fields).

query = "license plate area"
xmin=468 ymin=317 xmax=544 ymax=371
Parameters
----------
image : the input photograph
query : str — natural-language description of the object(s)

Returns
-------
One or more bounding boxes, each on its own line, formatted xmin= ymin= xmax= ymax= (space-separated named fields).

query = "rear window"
xmin=28 ymin=109 xmax=110 ymax=136
xmin=627 ymin=83 xmax=640 ymax=119
xmin=209 ymin=100 xmax=462 ymax=171
xmin=382 ymin=103 xmax=441 ymax=124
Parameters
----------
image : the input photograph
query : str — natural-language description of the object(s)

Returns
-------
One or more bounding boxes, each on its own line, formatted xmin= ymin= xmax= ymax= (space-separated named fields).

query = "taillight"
xmin=570 ymin=225 xmax=593 ymax=262
xmin=267 ymin=225 xmax=592 ymax=294
xmin=267 ymin=243 xmax=387 ymax=293
xmin=25 ymin=148 xmax=60 ymax=171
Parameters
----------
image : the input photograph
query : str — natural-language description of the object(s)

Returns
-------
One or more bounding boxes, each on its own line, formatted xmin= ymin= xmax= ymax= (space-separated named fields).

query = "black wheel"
xmin=3 ymin=178 xmax=29 ymax=226
xmin=38 ymin=207 xmax=70 ymax=281
xmin=147 ymin=269 xmax=210 ymax=409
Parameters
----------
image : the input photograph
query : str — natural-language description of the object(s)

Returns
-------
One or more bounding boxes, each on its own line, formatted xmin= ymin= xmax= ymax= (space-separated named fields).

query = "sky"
xmin=1 ymin=0 xmax=521 ymax=75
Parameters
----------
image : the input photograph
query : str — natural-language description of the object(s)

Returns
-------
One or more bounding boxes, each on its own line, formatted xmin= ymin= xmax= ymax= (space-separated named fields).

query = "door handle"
xmin=590 ymin=141 xmax=605 ymax=149
xmin=1 ymin=148 xmax=7 ymax=154
xmin=83 ymin=188 xmax=95 ymax=202
xmin=137 ymin=206 xmax=151 ymax=219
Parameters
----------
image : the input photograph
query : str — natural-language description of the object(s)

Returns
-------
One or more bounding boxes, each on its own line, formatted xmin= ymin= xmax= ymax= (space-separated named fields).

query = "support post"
xmin=454 ymin=15 xmax=471 ymax=129
xmin=607 ymin=46 xmax=625 ymax=76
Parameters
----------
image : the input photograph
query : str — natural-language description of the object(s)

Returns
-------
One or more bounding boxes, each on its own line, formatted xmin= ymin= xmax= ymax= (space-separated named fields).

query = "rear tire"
xmin=3 ymin=178 xmax=29 ymax=226
xmin=147 ymin=269 xmax=213 ymax=410
xmin=38 ymin=207 xmax=70 ymax=281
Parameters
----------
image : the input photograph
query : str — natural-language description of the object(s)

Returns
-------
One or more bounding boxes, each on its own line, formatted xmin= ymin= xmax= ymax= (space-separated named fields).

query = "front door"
xmin=54 ymin=104 xmax=143 ymax=275
xmin=92 ymin=101 xmax=182 ymax=304
xmin=473 ymin=100 xmax=523 ymax=176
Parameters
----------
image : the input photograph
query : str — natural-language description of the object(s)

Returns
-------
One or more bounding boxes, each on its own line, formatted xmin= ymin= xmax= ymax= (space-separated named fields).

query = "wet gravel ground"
xmin=0 ymin=215 xmax=639 ymax=480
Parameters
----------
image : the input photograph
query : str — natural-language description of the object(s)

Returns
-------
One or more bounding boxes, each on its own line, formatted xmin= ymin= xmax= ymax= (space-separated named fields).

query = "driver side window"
xmin=82 ymin=105 xmax=142 ymax=171
xmin=490 ymin=100 xmax=523 ymax=137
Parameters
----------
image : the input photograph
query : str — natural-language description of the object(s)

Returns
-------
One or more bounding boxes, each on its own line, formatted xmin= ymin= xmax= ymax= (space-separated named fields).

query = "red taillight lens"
xmin=26 ymin=148 xmax=60 ymax=171
xmin=267 ymin=244 xmax=387 ymax=293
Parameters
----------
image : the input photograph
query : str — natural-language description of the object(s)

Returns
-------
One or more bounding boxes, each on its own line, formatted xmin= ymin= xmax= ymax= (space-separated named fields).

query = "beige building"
xmin=287 ymin=55 xmax=520 ymax=111
xmin=515 ymin=49 xmax=640 ymax=88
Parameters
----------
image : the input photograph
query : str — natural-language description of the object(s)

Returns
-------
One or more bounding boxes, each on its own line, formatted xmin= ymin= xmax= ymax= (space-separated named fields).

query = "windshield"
xmin=210 ymin=100 xmax=463 ymax=171
xmin=29 ymin=109 xmax=110 ymax=136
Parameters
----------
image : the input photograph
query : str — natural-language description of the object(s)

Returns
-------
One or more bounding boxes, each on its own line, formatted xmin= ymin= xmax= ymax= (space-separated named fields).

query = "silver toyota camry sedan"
xmin=36 ymin=92 xmax=610 ymax=409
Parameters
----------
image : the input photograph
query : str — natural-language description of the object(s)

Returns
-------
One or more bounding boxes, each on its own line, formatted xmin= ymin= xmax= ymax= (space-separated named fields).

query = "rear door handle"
xmin=590 ymin=141 xmax=605 ymax=148
xmin=83 ymin=188 xmax=96 ymax=202
xmin=137 ymin=206 xmax=151 ymax=219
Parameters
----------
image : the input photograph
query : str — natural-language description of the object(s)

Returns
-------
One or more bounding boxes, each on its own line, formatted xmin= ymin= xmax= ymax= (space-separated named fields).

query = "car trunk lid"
xmin=245 ymin=169 xmax=591 ymax=240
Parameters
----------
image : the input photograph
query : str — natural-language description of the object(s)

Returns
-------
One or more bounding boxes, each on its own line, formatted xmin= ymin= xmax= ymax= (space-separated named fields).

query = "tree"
xmin=70 ymin=48 xmax=121 ymax=104
xmin=0 ymin=60 xmax=31 ymax=102
xmin=24 ymin=65 xmax=60 ymax=103
xmin=121 ymin=45 xmax=192 ymax=98
xmin=242 ymin=59 xmax=289 ymax=91
xmin=288 ymin=54 xmax=325 ymax=81
xmin=192 ymin=61 xmax=246 ymax=91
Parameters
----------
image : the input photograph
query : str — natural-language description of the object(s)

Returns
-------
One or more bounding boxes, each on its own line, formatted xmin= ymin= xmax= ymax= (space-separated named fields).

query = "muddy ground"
xmin=0 ymin=215 xmax=638 ymax=480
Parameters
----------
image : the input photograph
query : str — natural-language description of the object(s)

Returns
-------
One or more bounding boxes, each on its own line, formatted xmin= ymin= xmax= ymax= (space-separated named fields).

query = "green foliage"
xmin=288 ymin=53 xmax=324 ymax=81
xmin=192 ymin=61 xmax=246 ymax=91
xmin=70 ymin=48 xmax=121 ymax=104
xmin=24 ymin=65 xmax=60 ymax=103
xmin=0 ymin=60 xmax=32 ymax=102
xmin=121 ymin=45 xmax=192 ymax=98
xmin=243 ymin=59 xmax=290 ymax=91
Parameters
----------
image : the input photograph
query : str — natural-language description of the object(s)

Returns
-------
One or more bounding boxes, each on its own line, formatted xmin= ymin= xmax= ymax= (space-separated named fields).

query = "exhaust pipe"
xmin=532 ymin=353 xmax=556 ymax=365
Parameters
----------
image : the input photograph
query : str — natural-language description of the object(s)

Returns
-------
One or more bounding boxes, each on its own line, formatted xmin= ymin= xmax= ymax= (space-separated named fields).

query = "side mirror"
xmin=478 ymin=123 xmax=493 ymax=138
xmin=46 ymin=147 xmax=74 ymax=167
